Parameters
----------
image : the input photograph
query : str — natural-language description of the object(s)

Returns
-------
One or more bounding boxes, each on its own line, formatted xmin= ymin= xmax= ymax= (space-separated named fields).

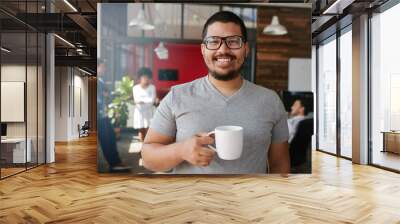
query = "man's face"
xmin=201 ymin=22 xmax=249 ymax=81
xmin=290 ymin=100 xmax=305 ymax=116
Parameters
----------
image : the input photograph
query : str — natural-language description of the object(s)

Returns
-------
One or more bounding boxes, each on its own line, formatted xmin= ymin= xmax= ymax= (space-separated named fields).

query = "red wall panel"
xmin=152 ymin=42 xmax=208 ymax=98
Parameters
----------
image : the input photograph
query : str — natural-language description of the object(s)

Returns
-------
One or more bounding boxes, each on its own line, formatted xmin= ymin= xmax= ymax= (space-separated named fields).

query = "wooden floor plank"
xmin=0 ymin=135 xmax=399 ymax=223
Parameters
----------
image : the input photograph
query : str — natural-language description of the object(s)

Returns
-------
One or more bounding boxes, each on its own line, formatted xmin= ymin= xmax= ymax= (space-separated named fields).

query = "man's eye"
xmin=227 ymin=40 xmax=239 ymax=45
xmin=208 ymin=40 xmax=220 ymax=45
xmin=227 ymin=37 xmax=241 ymax=43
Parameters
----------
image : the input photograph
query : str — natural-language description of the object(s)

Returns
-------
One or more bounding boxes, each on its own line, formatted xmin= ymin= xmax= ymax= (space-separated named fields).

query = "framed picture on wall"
xmin=1 ymin=81 xmax=25 ymax=122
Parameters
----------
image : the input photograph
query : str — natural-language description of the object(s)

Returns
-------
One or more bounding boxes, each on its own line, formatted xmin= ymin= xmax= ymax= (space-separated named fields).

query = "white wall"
xmin=55 ymin=67 xmax=89 ymax=141
xmin=1 ymin=65 xmax=26 ymax=81
xmin=288 ymin=58 xmax=312 ymax=92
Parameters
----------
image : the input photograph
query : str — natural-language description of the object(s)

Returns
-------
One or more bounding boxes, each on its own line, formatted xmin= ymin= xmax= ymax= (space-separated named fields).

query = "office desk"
xmin=1 ymin=138 xmax=31 ymax=163
xmin=381 ymin=131 xmax=400 ymax=154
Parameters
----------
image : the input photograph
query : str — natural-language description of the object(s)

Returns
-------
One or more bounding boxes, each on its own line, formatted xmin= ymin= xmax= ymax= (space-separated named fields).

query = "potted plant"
xmin=107 ymin=75 xmax=134 ymax=137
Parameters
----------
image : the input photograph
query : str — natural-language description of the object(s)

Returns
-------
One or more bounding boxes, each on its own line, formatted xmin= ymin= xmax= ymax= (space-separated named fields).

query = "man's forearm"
xmin=268 ymin=142 xmax=291 ymax=174
xmin=141 ymin=142 xmax=184 ymax=172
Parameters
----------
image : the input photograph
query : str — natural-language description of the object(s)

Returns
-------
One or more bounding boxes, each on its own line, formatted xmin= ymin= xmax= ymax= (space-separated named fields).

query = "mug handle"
xmin=207 ymin=131 xmax=217 ymax=152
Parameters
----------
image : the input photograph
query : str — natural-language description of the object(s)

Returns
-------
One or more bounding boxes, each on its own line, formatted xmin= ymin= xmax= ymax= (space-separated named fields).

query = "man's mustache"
xmin=213 ymin=54 xmax=236 ymax=60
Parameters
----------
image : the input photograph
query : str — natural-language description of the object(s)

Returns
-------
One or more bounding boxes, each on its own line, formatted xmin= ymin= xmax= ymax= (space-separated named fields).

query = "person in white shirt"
xmin=287 ymin=99 xmax=307 ymax=143
xmin=132 ymin=67 xmax=159 ymax=142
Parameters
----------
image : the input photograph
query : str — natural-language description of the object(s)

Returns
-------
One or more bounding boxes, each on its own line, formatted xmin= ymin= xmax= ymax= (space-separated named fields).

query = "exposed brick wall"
xmin=256 ymin=7 xmax=311 ymax=92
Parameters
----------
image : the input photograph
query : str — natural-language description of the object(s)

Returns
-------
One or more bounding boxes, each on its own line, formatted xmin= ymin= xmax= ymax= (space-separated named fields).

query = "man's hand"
xmin=141 ymin=129 xmax=215 ymax=172
xmin=178 ymin=133 xmax=216 ymax=167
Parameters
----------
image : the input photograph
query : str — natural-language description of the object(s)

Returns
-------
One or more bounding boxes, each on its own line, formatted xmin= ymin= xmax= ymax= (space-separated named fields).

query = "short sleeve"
xmin=149 ymin=89 xmax=177 ymax=137
xmin=271 ymin=93 xmax=289 ymax=144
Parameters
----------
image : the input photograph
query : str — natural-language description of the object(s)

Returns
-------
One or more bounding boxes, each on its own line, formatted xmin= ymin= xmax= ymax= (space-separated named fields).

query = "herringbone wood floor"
xmin=1 ymin=135 xmax=400 ymax=224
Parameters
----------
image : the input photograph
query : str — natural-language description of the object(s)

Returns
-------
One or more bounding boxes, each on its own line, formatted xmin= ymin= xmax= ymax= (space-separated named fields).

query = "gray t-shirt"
xmin=150 ymin=76 xmax=289 ymax=174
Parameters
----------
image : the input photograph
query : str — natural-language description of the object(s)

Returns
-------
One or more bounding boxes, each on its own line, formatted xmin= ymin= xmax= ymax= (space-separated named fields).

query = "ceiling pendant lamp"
xmin=128 ymin=6 xmax=155 ymax=31
xmin=263 ymin=15 xmax=288 ymax=35
xmin=1 ymin=47 xmax=11 ymax=53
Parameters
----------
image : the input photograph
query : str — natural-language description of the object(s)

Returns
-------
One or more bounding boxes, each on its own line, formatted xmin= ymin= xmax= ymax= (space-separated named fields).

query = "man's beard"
xmin=209 ymin=69 xmax=240 ymax=81
xmin=208 ymin=54 xmax=244 ymax=81
xmin=208 ymin=55 xmax=245 ymax=81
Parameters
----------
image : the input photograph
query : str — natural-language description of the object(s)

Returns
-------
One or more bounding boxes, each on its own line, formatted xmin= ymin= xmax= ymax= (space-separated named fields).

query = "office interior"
xmin=0 ymin=0 xmax=399 ymax=223
xmin=97 ymin=3 xmax=312 ymax=174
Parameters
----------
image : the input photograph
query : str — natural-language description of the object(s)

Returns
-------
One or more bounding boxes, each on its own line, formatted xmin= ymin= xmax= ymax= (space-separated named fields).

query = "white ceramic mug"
xmin=207 ymin=126 xmax=243 ymax=160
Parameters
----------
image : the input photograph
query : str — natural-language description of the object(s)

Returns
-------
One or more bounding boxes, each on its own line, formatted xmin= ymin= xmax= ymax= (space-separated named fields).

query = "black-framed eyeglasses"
xmin=203 ymin=35 xmax=245 ymax=50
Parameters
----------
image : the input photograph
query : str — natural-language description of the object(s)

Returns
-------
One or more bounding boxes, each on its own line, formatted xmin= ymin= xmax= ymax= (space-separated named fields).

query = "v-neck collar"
xmin=204 ymin=75 xmax=247 ymax=102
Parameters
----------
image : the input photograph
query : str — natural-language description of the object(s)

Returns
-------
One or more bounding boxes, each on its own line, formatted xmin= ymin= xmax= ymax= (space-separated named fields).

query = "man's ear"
xmin=245 ymin=42 xmax=250 ymax=57
xmin=201 ymin=44 xmax=205 ymax=57
xmin=300 ymin=107 xmax=305 ymax=114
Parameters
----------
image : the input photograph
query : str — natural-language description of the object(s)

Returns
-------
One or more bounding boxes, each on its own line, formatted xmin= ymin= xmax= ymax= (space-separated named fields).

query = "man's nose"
xmin=217 ymin=40 xmax=230 ymax=53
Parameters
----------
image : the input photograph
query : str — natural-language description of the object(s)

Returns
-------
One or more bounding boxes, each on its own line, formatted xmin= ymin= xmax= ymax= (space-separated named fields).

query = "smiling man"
xmin=141 ymin=11 xmax=290 ymax=174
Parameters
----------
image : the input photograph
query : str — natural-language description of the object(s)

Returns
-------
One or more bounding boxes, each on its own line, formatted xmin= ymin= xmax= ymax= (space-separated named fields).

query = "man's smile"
xmin=214 ymin=55 xmax=235 ymax=67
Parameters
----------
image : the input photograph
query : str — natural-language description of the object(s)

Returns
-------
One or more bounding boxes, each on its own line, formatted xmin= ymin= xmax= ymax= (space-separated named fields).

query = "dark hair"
xmin=137 ymin=67 xmax=153 ymax=79
xmin=202 ymin=11 xmax=247 ymax=42
xmin=295 ymin=98 xmax=310 ymax=115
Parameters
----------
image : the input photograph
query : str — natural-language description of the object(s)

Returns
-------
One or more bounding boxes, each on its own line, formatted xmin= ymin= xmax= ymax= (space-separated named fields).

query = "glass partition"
xmin=317 ymin=35 xmax=337 ymax=155
xmin=339 ymin=27 xmax=352 ymax=158
xmin=1 ymin=30 xmax=28 ymax=177
xmin=371 ymin=3 xmax=400 ymax=171
xmin=0 ymin=1 xmax=46 ymax=179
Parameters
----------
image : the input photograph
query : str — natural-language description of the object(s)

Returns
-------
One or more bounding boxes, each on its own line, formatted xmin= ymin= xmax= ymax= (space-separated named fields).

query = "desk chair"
xmin=289 ymin=118 xmax=313 ymax=173
xmin=78 ymin=121 xmax=90 ymax=138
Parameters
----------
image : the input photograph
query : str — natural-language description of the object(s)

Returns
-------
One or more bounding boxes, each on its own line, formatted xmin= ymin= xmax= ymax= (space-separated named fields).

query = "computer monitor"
xmin=158 ymin=69 xmax=178 ymax=81
xmin=1 ymin=123 xmax=7 ymax=137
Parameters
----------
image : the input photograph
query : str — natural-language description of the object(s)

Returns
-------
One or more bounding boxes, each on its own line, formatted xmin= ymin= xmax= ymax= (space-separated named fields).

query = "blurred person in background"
xmin=287 ymin=99 xmax=308 ymax=143
xmin=133 ymin=67 xmax=159 ymax=142
xmin=97 ymin=60 xmax=131 ymax=172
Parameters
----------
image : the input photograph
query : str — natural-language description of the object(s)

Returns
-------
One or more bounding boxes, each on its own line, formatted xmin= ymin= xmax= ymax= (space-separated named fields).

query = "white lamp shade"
xmin=141 ymin=23 xmax=155 ymax=31
xmin=129 ymin=8 xmax=155 ymax=30
xmin=263 ymin=16 xmax=288 ymax=35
